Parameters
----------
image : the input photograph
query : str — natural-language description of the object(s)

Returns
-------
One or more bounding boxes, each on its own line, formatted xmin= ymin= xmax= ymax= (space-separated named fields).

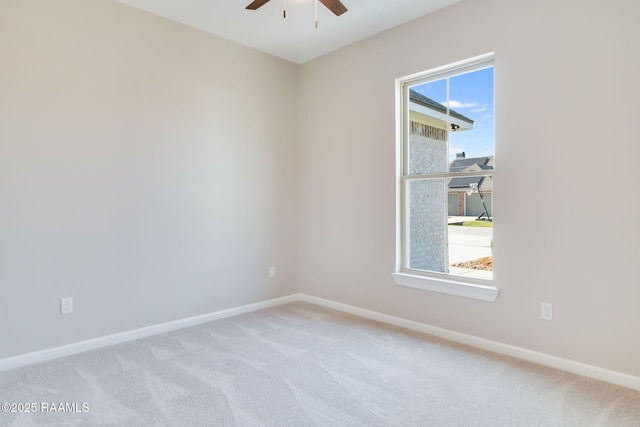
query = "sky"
xmin=412 ymin=66 xmax=494 ymax=161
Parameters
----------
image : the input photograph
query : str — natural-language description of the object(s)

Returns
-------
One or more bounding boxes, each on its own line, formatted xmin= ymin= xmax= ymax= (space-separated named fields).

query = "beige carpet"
xmin=1 ymin=301 xmax=639 ymax=426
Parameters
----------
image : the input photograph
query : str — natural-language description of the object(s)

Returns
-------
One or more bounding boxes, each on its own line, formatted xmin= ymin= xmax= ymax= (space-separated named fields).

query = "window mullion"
xmin=405 ymin=170 xmax=493 ymax=180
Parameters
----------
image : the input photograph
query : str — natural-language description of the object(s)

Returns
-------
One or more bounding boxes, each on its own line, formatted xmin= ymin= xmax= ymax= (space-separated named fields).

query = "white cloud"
xmin=441 ymin=100 xmax=478 ymax=109
xmin=470 ymin=106 xmax=487 ymax=113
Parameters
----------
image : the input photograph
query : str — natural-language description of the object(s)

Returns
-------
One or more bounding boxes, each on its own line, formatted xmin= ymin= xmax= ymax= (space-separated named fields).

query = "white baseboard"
xmin=0 ymin=295 xmax=298 ymax=373
xmin=2 ymin=292 xmax=639 ymax=392
xmin=297 ymin=294 xmax=640 ymax=392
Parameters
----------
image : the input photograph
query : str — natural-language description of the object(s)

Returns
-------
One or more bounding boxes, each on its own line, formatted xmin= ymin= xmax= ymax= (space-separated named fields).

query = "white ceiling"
xmin=116 ymin=0 xmax=461 ymax=64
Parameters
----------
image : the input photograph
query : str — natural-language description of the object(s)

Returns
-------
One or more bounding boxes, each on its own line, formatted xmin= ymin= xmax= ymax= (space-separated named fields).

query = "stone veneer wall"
xmin=408 ymin=121 xmax=447 ymax=272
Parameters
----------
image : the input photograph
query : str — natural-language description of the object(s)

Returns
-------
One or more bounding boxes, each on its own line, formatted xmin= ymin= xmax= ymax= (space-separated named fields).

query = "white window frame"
xmin=393 ymin=53 xmax=499 ymax=302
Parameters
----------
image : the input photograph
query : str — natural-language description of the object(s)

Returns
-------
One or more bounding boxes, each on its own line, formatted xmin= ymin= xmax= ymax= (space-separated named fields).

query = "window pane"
xmin=408 ymin=175 xmax=493 ymax=279
xmin=407 ymin=79 xmax=448 ymax=175
xmin=447 ymin=175 xmax=493 ymax=280
xmin=448 ymin=67 xmax=494 ymax=163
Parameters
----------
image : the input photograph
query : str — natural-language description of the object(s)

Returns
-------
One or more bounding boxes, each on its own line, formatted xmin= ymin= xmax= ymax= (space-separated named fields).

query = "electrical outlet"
xmin=541 ymin=302 xmax=553 ymax=320
xmin=61 ymin=297 xmax=73 ymax=315
xmin=269 ymin=266 xmax=276 ymax=278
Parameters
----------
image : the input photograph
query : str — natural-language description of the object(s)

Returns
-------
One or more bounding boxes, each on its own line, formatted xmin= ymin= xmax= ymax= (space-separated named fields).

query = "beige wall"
xmin=0 ymin=0 xmax=299 ymax=358
xmin=298 ymin=0 xmax=640 ymax=376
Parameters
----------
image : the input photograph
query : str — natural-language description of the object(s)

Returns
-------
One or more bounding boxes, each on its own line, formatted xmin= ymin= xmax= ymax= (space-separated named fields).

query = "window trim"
xmin=394 ymin=53 xmax=499 ymax=302
xmin=392 ymin=272 xmax=499 ymax=302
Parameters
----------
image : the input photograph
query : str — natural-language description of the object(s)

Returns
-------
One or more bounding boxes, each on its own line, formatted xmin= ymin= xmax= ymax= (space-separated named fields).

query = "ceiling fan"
xmin=246 ymin=0 xmax=348 ymax=17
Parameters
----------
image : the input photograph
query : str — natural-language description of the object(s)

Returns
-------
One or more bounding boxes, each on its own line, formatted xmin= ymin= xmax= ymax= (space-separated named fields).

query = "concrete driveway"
xmin=447 ymin=217 xmax=493 ymax=280
xmin=448 ymin=225 xmax=492 ymax=264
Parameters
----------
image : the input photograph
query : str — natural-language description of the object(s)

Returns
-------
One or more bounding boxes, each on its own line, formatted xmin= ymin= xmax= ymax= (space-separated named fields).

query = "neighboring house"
xmin=448 ymin=153 xmax=494 ymax=218
xmin=408 ymin=90 xmax=476 ymax=272
xmin=408 ymin=89 xmax=475 ymax=177
xmin=408 ymin=89 xmax=492 ymax=220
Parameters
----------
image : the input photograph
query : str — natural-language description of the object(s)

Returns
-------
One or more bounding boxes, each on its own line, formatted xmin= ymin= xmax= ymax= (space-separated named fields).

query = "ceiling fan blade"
xmin=318 ymin=0 xmax=348 ymax=16
xmin=246 ymin=0 xmax=271 ymax=10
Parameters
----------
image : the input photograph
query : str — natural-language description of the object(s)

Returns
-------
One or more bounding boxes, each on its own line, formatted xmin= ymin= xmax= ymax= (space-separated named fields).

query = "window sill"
xmin=392 ymin=272 xmax=499 ymax=302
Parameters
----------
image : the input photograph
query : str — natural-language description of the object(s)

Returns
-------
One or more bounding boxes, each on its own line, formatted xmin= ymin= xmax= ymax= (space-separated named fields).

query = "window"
xmin=393 ymin=54 xmax=498 ymax=302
